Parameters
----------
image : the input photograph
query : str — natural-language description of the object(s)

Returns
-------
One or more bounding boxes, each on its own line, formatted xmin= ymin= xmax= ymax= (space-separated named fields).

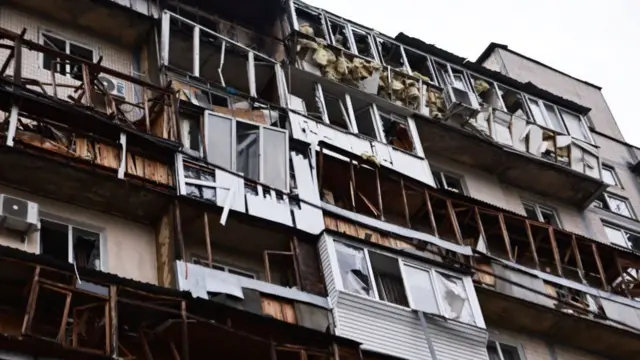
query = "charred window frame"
xmin=38 ymin=217 xmax=103 ymax=272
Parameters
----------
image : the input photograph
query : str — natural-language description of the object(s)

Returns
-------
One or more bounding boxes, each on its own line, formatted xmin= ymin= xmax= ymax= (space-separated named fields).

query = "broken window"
xmin=402 ymin=47 xmax=436 ymax=84
xmin=433 ymin=272 xmax=474 ymax=324
xmin=323 ymin=90 xmax=352 ymax=131
xmin=204 ymin=112 xmax=288 ymax=190
xmin=378 ymin=110 xmax=414 ymax=153
xmin=183 ymin=162 xmax=216 ymax=201
xmin=294 ymin=6 xmax=328 ymax=41
xmin=327 ymin=18 xmax=352 ymax=52
xmin=594 ymin=193 xmax=635 ymax=219
xmin=470 ymin=75 xmax=503 ymax=109
xmin=522 ymin=202 xmax=560 ymax=228
xmin=376 ymin=38 xmax=409 ymax=71
xmin=604 ymin=225 xmax=640 ymax=251
xmin=335 ymin=242 xmax=373 ymax=297
xmin=497 ymin=86 xmax=530 ymax=120
xmin=40 ymin=219 xmax=101 ymax=270
xmin=432 ymin=170 xmax=465 ymax=194
xmin=180 ymin=110 xmax=202 ymax=156
xmin=487 ymin=341 xmax=522 ymax=360
xmin=351 ymin=27 xmax=377 ymax=60
xmin=42 ymin=32 xmax=94 ymax=81
xmin=349 ymin=95 xmax=377 ymax=138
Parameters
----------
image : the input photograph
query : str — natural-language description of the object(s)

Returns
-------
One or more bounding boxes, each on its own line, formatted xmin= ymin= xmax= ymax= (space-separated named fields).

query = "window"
xmin=603 ymin=224 xmax=640 ymax=252
xmin=432 ymin=170 xmax=465 ymax=194
xmin=601 ymin=165 xmax=620 ymax=187
xmin=205 ymin=111 xmax=288 ymax=190
xmin=41 ymin=32 xmax=94 ymax=81
xmin=559 ymin=109 xmax=592 ymax=143
xmin=39 ymin=219 xmax=101 ymax=270
xmin=487 ymin=340 xmax=522 ymax=360
xmin=180 ymin=111 xmax=202 ymax=155
xmin=522 ymin=202 xmax=560 ymax=228
xmin=334 ymin=240 xmax=476 ymax=324
xmin=378 ymin=109 xmax=414 ymax=152
xmin=594 ymin=193 xmax=635 ymax=219
xmin=526 ymin=97 xmax=565 ymax=133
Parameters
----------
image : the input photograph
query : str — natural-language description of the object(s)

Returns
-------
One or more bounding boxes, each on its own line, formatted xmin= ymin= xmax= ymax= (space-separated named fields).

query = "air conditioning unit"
xmin=0 ymin=194 xmax=39 ymax=234
xmin=443 ymin=84 xmax=480 ymax=120
xmin=98 ymin=75 xmax=126 ymax=98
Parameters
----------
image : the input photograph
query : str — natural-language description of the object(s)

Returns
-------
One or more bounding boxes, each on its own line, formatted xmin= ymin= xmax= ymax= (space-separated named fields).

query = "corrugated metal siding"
xmin=336 ymin=292 xmax=429 ymax=360
xmin=318 ymin=236 xmax=338 ymax=305
xmin=335 ymin=292 xmax=489 ymax=360
xmin=426 ymin=317 xmax=489 ymax=360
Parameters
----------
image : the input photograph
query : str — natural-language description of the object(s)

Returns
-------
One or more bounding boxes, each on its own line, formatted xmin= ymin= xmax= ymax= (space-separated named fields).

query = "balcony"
xmin=0 ymin=26 xmax=179 ymax=222
xmin=5 ymin=0 xmax=158 ymax=46
xmin=414 ymin=105 xmax=605 ymax=208
xmin=172 ymin=199 xmax=331 ymax=332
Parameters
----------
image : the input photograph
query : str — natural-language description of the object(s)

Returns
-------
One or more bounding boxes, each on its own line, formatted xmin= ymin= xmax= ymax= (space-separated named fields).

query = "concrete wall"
xmin=0 ymin=185 xmax=158 ymax=284
xmin=0 ymin=6 xmax=134 ymax=101
xmin=488 ymin=327 xmax=609 ymax=360
xmin=484 ymin=48 xmax=624 ymax=141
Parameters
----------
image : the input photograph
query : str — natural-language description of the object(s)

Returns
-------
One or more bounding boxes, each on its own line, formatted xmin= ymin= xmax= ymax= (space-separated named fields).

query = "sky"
xmin=305 ymin=0 xmax=640 ymax=147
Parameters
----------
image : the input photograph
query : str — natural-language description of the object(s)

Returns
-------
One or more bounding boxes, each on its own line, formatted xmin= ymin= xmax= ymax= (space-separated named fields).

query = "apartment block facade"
xmin=0 ymin=0 xmax=636 ymax=359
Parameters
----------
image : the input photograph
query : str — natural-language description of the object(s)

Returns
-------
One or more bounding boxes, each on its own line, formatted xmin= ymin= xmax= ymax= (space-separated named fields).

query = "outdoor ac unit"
xmin=98 ymin=75 xmax=126 ymax=98
xmin=443 ymin=84 xmax=480 ymax=119
xmin=0 ymin=194 xmax=39 ymax=234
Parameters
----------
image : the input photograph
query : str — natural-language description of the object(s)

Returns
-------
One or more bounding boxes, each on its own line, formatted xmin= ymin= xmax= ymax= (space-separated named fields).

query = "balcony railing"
xmin=318 ymin=142 xmax=640 ymax=299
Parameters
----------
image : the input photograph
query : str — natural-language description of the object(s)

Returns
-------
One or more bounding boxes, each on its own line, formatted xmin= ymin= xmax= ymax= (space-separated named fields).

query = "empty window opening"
xmin=432 ymin=170 xmax=465 ymax=194
xmin=403 ymin=47 xmax=435 ymax=83
xmin=323 ymin=91 xmax=351 ymax=131
xmin=350 ymin=96 xmax=377 ymax=138
xmin=376 ymin=39 xmax=407 ymax=70
xmin=42 ymin=32 xmax=94 ymax=82
xmin=601 ymin=165 xmax=620 ymax=187
xmin=487 ymin=341 xmax=522 ymax=360
xmin=295 ymin=7 xmax=327 ymax=41
xmin=594 ymin=193 xmax=635 ymax=219
xmin=327 ymin=19 xmax=352 ymax=51
xmin=378 ymin=110 xmax=414 ymax=152
xmin=470 ymin=75 xmax=502 ymax=109
xmin=497 ymin=86 xmax=530 ymax=120
xmin=522 ymin=202 xmax=560 ymax=228
xmin=40 ymin=219 xmax=101 ymax=270
xmin=369 ymin=251 xmax=408 ymax=307
xmin=180 ymin=110 xmax=202 ymax=155
xmin=351 ymin=28 xmax=376 ymax=59
xmin=236 ymin=120 xmax=261 ymax=182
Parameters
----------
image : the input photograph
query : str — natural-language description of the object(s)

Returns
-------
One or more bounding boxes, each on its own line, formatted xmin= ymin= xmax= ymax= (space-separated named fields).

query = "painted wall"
xmin=0 ymin=185 xmax=158 ymax=284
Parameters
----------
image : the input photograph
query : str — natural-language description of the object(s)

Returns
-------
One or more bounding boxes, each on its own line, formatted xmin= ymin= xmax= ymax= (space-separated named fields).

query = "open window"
xmin=376 ymin=38 xmax=410 ymax=71
xmin=323 ymin=89 xmax=353 ymax=131
xmin=205 ymin=111 xmax=288 ymax=190
xmin=497 ymin=86 xmax=530 ymax=120
xmin=41 ymin=31 xmax=95 ymax=82
xmin=351 ymin=27 xmax=377 ymax=60
xmin=349 ymin=95 xmax=377 ymax=138
xmin=40 ymin=219 xmax=101 ymax=271
xmin=469 ymin=75 xmax=503 ymax=109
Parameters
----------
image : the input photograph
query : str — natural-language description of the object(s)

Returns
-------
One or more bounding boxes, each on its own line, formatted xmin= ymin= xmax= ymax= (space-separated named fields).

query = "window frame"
xmin=191 ymin=255 xmax=257 ymax=279
xmin=39 ymin=29 xmax=96 ymax=80
xmin=597 ymin=193 xmax=636 ymax=219
xmin=203 ymin=110 xmax=290 ymax=191
xmin=431 ymin=168 xmax=466 ymax=194
xmin=601 ymin=164 xmax=621 ymax=188
xmin=487 ymin=339 xmax=525 ymax=360
xmin=603 ymin=223 xmax=640 ymax=252
xmin=522 ymin=201 xmax=561 ymax=227
xmin=37 ymin=215 xmax=104 ymax=272
xmin=331 ymin=238 xmax=481 ymax=326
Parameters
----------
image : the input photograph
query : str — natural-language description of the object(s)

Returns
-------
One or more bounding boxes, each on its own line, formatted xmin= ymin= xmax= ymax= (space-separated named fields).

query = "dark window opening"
xmin=40 ymin=219 xmax=69 ymax=263
xmin=379 ymin=110 xmax=414 ymax=152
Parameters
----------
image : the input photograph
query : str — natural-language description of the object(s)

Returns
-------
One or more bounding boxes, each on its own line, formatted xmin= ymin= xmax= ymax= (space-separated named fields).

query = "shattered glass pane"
xmin=334 ymin=242 xmax=373 ymax=297
xmin=434 ymin=272 xmax=474 ymax=324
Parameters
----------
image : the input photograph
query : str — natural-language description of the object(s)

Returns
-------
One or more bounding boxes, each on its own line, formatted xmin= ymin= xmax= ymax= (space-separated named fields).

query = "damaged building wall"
xmin=0 ymin=6 xmax=135 ymax=100
xmin=429 ymin=154 xmax=595 ymax=239
xmin=481 ymin=48 xmax=623 ymax=141
xmin=0 ymin=185 xmax=158 ymax=284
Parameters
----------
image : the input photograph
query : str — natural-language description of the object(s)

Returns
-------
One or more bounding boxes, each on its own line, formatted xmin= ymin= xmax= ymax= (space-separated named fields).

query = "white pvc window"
xmin=604 ymin=225 xmax=640 ymax=252
xmin=601 ymin=165 xmax=620 ymax=187
xmin=333 ymin=240 xmax=477 ymax=325
xmin=39 ymin=218 xmax=102 ymax=271
xmin=204 ymin=111 xmax=289 ymax=190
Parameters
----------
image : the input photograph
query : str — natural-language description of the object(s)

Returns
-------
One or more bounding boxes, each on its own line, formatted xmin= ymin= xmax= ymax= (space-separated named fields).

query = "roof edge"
xmin=475 ymin=42 xmax=603 ymax=91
